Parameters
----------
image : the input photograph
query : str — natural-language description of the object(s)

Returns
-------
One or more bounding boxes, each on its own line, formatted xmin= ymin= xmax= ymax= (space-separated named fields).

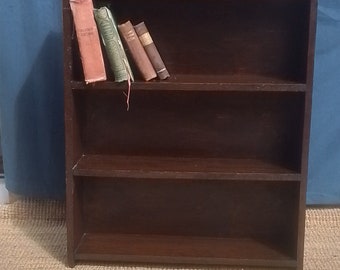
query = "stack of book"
xmin=69 ymin=0 xmax=170 ymax=85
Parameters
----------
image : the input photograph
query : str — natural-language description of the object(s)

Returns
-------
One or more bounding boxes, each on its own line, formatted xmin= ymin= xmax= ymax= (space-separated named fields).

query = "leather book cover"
xmin=118 ymin=21 xmax=157 ymax=81
xmin=69 ymin=0 xmax=106 ymax=84
xmin=94 ymin=7 xmax=134 ymax=82
xmin=134 ymin=22 xmax=170 ymax=80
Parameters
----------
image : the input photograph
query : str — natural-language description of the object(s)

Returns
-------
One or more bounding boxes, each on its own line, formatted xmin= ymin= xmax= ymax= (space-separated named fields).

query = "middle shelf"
xmin=73 ymin=154 xmax=301 ymax=181
xmin=69 ymin=90 xmax=305 ymax=179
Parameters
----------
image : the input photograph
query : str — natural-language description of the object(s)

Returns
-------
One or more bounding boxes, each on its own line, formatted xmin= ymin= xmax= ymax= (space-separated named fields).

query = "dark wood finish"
xmin=79 ymin=178 xmax=299 ymax=238
xmin=63 ymin=0 xmax=317 ymax=269
xmin=70 ymin=77 xmax=307 ymax=92
xmin=76 ymin=234 xmax=297 ymax=267
xmin=74 ymin=154 xmax=301 ymax=181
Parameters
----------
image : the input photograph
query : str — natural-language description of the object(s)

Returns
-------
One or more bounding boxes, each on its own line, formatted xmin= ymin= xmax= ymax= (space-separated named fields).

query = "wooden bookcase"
xmin=63 ymin=0 xmax=317 ymax=269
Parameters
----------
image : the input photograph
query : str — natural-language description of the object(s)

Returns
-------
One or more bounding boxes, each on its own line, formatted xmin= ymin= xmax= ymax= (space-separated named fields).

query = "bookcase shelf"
xmin=70 ymin=78 xmax=307 ymax=92
xmin=75 ymin=233 xmax=297 ymax=268
xmin=72 ymin=176 xmax=300 ymax=269
xmin=63 ymin=0 xmax=317 ymax=269
xmin=73 ymin=154 xmax=301 ymax=181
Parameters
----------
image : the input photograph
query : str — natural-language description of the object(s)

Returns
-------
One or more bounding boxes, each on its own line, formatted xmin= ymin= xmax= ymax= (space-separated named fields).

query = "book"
xmin=118 ymin=21 xmax=157 ymax=81
xmin=134 ymin=22 xmax=170 ymax=80
xmin=94 ymin=7 xmax=134 ymax=83
xmin=69 ymin=0 xmax=106 ymax=84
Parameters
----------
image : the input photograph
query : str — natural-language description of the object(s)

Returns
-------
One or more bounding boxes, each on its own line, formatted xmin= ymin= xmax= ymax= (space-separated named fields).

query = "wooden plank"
xmin=75 ymin=233 xmax=297 ymax=268
xmin=73 ymin=154 xmax=301 ymax=181
xmin=71 ymin=77 xmax=306 ymax=92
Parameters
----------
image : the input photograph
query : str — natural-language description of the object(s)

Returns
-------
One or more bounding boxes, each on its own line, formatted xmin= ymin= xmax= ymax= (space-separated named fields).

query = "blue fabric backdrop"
xmin=307 ymin=1 xmax=340 ymax=205
xmin=0 ymin=1 xmax=65 ymax=199
xmin=0 ymin=1 xmax=339 ymax=203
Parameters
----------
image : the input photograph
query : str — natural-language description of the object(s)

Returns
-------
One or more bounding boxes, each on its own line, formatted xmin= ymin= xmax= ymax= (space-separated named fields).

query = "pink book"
xmin=69 ymin=0 xmax=106 ymax=84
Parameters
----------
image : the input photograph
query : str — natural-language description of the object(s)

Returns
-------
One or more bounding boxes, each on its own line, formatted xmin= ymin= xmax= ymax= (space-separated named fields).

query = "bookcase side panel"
xmin=296 ymin=1 xmax=318 ymax=269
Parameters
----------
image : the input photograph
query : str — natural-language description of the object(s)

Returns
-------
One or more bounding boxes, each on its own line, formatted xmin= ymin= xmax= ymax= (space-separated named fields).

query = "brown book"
xmin=69 ymin=0 xmax=106 ymax=84
xmin=134 ymin=22 xmax=170 ymax=80
xmin=118 ymin=21 xmax=157 ymax=81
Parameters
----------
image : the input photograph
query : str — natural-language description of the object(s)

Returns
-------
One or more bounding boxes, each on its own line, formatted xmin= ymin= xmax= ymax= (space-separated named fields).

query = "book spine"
xmin=134 ymin=22 xmax=170 ymax=80
xmin=69 ymin=0 xmax=106 ymax=84
xmin=118 ymin=21 xmax=157 ymax=81
xmin=94 ymin=7 xmax=134 ymax=82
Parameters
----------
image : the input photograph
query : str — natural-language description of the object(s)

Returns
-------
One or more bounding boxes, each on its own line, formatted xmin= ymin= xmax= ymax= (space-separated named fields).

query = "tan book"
xmin=118 ymin=21 xmax=157 ymax=81
xmin=69 ymin=0 xmax=106 ymax=84
xmin=134 ymin=22 xmax=170 ymax=80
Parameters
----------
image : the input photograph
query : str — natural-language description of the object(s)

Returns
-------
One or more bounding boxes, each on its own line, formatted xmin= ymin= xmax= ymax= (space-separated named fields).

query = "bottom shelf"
xmin=75 ymin=233 xmax=297 ymax=268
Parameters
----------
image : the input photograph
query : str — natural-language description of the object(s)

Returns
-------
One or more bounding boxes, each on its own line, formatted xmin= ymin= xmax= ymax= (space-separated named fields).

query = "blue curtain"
xmin=0 ymin=1 xmax=339 ymax=203
xmin=0 ymin=1 xmax=65 ymax=199
xmin=307 ymin=0 xmax=340 ymax=205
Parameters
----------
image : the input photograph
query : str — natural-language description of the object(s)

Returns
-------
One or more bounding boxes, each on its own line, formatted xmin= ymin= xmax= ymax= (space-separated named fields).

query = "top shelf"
xmin=67 ymin=0 xmax=311 ymax=88
xmin=70 ymin=74 xmax=306 ymax=92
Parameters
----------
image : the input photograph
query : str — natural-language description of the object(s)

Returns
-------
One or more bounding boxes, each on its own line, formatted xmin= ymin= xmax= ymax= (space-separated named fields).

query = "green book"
xmin=94 ymin=7 xmax=134 ymax=82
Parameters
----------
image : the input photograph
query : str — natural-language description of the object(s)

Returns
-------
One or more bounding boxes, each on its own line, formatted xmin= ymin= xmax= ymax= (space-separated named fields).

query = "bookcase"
xmin=63 ymin=0 xmax=317 ymax=269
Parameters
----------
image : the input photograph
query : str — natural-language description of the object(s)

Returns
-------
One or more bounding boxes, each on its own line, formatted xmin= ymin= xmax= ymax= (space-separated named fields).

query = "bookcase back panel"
xmin=78 ymin=177 xmax=298 ymax=255
xmin=75 ymin=91 xmax=304 ymax=168
xmin=69 ymin=0 xmax=310 ymax=82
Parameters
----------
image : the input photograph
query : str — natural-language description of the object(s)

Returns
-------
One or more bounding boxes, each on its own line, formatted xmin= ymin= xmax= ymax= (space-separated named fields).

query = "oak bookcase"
xmin=63 ymin=0 xmax=317 ymax=269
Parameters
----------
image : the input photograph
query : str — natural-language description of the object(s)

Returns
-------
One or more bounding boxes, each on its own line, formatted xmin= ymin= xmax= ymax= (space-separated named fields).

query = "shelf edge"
xmin=70 ymin=80 xmax=306 ymax=92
